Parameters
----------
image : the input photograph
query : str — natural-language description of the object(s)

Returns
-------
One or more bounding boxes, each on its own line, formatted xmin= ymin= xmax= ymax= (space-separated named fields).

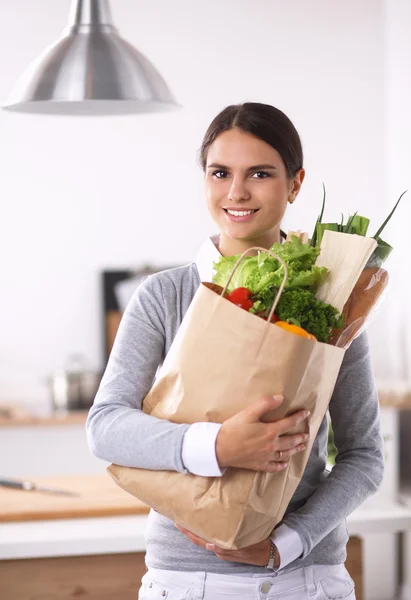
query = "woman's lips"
xmin=223 ymin=208 xmax=259 ymax=223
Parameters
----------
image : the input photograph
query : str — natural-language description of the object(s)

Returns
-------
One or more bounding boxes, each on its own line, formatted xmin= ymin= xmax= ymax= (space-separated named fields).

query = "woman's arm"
xmin=86 ymin=275 xmax=191 ymax=473
xmin=279 ymin=331 xmax=385 ymax=558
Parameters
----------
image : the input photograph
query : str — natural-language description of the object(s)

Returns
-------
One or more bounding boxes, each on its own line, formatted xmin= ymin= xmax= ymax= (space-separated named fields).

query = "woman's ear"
xmin=288 ymin=169 xmax=305 ymax=204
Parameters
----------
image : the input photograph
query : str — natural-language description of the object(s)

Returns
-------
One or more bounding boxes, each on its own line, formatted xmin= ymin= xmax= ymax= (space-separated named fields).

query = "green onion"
xmin=373 ymin=190 xmax=407 ymax=239
xmin=350 ymin=215 xmax=370 ymax=236
xmin=344 ymin=212 xmax=358 ymax=234
xmin=367 ymin=237 xmax=393 ymax=268
xmin=310 ymin=183 xmax=326 ymax=247
xmin=316 ymin=222 xmax=339 ymax=246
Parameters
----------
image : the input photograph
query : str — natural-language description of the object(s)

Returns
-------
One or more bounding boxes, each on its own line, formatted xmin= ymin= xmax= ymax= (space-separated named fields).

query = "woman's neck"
xmin=218 ymin=227 xmax=282 ymax=257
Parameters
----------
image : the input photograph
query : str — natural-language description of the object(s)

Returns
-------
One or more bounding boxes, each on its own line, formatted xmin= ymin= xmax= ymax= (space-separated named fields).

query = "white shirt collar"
xmin=195 ymin=235 xmax=221 ymax=282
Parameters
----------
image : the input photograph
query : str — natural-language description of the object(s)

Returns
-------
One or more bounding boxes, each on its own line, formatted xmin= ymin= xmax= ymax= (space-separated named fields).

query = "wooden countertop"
xmin=0 ymin=410 xmax=88 ymax=427
xmin=0 ymin=474 xmax=150 ymax=523
xmin=1 ymin=386 xmax=411 ymax=430
xmin=378 ymin=389 xmax=411 ymax=409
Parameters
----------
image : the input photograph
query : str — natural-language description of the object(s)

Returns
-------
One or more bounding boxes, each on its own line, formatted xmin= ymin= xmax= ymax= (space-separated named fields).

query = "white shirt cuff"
xmin=270 ymin=524 xmax=304 ymax=569
xmin=182 ymin=422 xmax=227 ymax=477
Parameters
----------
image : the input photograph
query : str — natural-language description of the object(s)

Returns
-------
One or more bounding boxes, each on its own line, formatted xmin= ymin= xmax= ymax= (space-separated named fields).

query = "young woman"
xmin=86 ymin=103 xmax=384 ymax=600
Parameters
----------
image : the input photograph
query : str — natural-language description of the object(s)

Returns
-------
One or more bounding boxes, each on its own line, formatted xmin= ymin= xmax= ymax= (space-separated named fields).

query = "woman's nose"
xmin=228 ymin=178 xmax=251 ymax=202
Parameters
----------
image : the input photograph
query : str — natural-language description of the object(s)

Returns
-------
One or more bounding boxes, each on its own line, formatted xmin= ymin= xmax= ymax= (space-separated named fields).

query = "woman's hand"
xmin=175 ymin=525 xmax=279 ymax=567
xmin=216 ymin=394 xmax=310 ymax=472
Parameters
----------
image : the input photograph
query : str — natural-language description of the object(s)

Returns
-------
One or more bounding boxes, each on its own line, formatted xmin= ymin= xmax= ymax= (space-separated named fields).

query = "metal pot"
xmin=47 ymin=354 xmax=101 ymax=413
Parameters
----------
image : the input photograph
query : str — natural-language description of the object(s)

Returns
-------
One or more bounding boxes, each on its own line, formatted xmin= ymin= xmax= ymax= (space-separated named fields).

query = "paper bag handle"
xmin=221 ymin=247 xmax=288 ymax=324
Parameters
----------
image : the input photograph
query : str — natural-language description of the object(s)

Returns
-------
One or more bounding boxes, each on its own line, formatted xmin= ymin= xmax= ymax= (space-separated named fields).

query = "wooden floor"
xmin=0 ymin=536 xmax=363 ymax=600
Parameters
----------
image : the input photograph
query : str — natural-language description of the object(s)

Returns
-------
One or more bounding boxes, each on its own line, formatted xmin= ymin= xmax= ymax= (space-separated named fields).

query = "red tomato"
xmin=226 ymin=287 xmax=254 ymax=311
xmin=258 ymin=311 xmax=279 ymax=323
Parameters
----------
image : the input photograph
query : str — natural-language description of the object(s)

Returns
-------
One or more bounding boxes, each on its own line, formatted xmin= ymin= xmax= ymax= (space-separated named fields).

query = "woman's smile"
xmin=223 ymin=207 xmax=260 ymax=222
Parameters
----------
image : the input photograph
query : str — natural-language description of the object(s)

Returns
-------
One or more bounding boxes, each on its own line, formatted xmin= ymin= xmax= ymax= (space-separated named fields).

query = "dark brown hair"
xmin=199 ymin=102 xmax=303 ymax=178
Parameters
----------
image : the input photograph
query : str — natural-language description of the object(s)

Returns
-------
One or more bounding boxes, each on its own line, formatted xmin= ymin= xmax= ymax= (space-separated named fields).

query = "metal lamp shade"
xmin=3 ymin=0 xmax=179 ymax=116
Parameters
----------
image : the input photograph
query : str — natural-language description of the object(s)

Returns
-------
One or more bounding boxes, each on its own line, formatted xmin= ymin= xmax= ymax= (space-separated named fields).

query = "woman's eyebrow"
xmin=247 ymin=163 xmax=279 ymax=171
xmin=207 ymin=162 xmax=278 ymax=171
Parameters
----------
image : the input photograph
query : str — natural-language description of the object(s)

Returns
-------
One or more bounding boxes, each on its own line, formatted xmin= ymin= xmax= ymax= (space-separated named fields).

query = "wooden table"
xmin=0 ymin=474 xmax=364 ymax=600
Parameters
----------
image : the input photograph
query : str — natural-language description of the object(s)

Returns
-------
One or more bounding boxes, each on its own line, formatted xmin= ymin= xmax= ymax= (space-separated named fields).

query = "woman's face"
xmin=204 ymin=128 xmax=304 ymax=246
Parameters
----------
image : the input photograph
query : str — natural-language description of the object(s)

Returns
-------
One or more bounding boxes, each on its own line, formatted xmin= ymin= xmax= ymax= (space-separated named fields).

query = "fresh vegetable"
xmin=213 ymin=236 xmax=329 ymax=298
xmin=274 ymin=288 xmax=343 ymax=343
xmin=257 ymin=310 xmax=279 ymax=323
xmin=275 ymin=321 xmax=313 ymax=340
xmin=311 ymin=186 xmax=406 ymax=267
xmin=368 ymin=190 xmax=407 ymax=266
xmin=226 ymin=287 xmax=254 ymax=310
xmin=214 ymin=237 xmax=344 ymax=342
xmin=345 ymin=213 xmax=370 ymax=236
xmin=373 ymin=190 xmax=406 ymax=240
xmin=310 ymin=183 xmax=326 ymax=247
xmin=224 ymin=289 xmax=322 ymax=341
xmin=315 ymin=212 xmax=370 ymax=246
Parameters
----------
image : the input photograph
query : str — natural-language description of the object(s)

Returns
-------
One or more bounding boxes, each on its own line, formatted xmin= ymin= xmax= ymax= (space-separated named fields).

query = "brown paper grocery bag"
xmin=108 ymin=248 xmax=346 ymax=549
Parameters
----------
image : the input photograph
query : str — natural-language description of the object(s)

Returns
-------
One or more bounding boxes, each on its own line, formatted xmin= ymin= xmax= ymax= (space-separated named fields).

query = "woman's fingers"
xmin=175 ymin=525 xmax=208 ymax=548
xmin=272 ymin=409 xmax=310 ymax=436
xmin=275 ymin=433 xmax=309 ymax=451
xmin=272 ymin=444 xmax=306 ymax=463
xmin=176 ymin=525 xmax=228 ymax=554
xmin=263 ymin=461 xmax=290 ymax=472
xmin=206 ymin=542 xmax=227 ymax=553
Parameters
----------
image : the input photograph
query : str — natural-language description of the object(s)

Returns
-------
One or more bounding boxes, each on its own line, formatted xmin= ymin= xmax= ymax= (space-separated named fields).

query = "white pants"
xmin=138 ymin=564 xmax=356 ymax=599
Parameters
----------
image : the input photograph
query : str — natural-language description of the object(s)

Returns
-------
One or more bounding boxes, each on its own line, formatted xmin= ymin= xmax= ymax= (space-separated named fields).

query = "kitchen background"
xmin=1 ymin=1 xmax=411 ymax=600
xmin=2 ymin=0 xmax=411 ymax=409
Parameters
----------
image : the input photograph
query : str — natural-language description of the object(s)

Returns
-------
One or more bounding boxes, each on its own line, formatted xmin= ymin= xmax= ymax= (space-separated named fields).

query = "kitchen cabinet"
xmin=0 ymin=410 xmax=105 ymax=477
xmin=0 ymin=553 xmax=147 ymax=600
xmin=0 ymin=474 xmax=373 ymax=600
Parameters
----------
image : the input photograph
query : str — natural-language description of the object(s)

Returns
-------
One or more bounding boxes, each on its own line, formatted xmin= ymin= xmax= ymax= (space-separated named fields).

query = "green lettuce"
xmin=213 ymin=236 xmax=329 ymax=298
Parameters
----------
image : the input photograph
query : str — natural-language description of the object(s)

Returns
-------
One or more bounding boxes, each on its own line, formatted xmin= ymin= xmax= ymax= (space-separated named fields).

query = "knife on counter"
xmin=0 ymin=478 xmax=80 ymax=496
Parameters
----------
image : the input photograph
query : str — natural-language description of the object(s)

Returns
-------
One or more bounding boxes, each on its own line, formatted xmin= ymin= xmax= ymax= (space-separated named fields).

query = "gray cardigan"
xmin=86 ymin=263 xmax=384 ymax=574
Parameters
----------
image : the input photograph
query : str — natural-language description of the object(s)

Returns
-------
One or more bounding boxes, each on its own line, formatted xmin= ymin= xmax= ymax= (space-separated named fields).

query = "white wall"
xmin=377 ymin=0 xmax=411 ymax=385
xmin=1 ymin=0 xmax=388 ymax=409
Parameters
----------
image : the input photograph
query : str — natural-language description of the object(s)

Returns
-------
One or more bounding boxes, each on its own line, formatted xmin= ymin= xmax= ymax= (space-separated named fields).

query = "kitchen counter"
xmin=0 ymin=515 xmax=147 ymax=560
xmin=0 ymin=473 xmax=148 ymax=522
xmin=1 ymin=474 xmax=410 ymax=560
xmin=1 ymin=502 xmax=410 ymax=561
xmin=0 ymin=407 xmax=88 ymax=427
xmin=0 ymin=474 xmax=149 ymax=600
xmin=1 ymin=474 xmax=411 ymax=600
xmin=1 ymin=385 xmax=410 ymax=430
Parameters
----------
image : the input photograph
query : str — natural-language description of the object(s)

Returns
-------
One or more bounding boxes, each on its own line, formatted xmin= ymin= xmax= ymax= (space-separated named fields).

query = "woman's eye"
xmin=212 ymin=170 xmax=228 ymax=179
xmin=252 ymin=171 xmax=270 ymax=179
